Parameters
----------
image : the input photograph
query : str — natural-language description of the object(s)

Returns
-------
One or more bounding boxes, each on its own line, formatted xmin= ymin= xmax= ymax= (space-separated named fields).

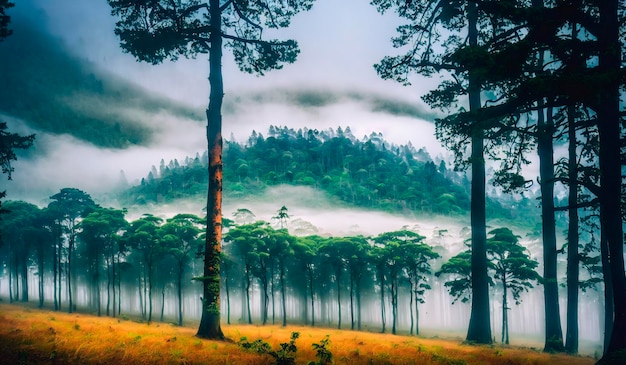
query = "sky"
xmin=2 ymin=0 xmax=455 ymax=206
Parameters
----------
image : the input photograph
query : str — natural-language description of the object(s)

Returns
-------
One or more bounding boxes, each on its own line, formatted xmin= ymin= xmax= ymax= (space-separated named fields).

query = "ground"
xmin=0 ymin=303 xmax=596 ymax=365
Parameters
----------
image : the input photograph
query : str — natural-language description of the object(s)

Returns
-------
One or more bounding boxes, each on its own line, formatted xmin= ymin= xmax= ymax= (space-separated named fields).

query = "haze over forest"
xmin=0 ymin=0 xmax=623 ymax=364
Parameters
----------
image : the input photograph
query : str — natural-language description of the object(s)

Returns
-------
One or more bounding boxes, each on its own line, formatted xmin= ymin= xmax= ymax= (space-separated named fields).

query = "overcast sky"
xmin=3 ymin=0 xmax=452 ymax=205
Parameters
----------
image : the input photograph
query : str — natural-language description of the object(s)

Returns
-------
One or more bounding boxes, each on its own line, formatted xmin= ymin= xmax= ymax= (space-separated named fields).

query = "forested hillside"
xmin=119 ymin=126 xmax=538 ymax=224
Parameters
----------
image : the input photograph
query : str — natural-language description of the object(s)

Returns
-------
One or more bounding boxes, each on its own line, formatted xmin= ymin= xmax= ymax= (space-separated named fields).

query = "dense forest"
xmin=120 ymin=126 xmax=539 ymax=227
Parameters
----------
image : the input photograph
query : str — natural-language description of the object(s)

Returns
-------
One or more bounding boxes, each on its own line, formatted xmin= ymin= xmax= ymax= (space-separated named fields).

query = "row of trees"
xmin=1 ymin=195 xmax=547 ymax=345
xmin=373 ymin=0 xmax=625 ymax=361
xmin=0 ymin=189 xmax=204 ymax=326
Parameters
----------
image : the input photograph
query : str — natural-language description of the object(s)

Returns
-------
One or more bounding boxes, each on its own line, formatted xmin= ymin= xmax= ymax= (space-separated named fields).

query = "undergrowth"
xmin=238 ymin=331 xmax=333 ymax=365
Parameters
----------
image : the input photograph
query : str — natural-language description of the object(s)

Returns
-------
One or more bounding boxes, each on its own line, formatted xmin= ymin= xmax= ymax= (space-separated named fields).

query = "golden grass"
xmin=0 ymin=303 xmax=595 ymax=365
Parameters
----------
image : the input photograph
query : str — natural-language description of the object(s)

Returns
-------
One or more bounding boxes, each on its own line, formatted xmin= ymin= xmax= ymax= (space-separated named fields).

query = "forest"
xmin=0 ymin=0 xmax=625 ymax=364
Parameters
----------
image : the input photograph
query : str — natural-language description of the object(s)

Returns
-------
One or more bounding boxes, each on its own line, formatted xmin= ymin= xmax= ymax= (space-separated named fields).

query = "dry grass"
xmin=0 ymin=303 xmax=595 ymax=365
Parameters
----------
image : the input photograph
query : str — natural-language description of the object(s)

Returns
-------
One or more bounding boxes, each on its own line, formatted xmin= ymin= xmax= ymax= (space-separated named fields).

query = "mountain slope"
xmin=0 ymin=15 xmax=203 ymax=148
xmin=119 ymin=126 xmax=540 ymax=225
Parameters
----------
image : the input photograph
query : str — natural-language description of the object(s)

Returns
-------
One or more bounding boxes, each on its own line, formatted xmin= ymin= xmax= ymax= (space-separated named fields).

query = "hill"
xmin=119 ymin=126 xmax=540 ymax=225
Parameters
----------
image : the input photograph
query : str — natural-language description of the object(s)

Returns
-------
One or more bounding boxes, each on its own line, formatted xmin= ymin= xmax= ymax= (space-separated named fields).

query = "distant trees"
xmin=123 ymin=126 xmax=529 ymax=222
xmin=0 ymin=122 xmax=35 ymax=213
xmin=78 ymin=207 xmax=128 ymax=317
xmin=437 ymin=227 xmax=539 ymax=345
xmin=48 ymin=188 xmax=97 ymax=313
xmin=108 ymin=0 xmax=316 ymax=340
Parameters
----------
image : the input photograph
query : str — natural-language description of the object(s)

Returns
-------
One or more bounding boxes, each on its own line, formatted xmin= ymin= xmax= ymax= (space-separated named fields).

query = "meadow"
xmin=0 ymin=303 xmax=595 ymax=365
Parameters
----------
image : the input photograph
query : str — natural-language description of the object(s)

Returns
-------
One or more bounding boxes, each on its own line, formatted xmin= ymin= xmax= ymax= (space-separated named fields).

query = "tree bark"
xmin=565 ymin=105 xmax=579 ymax=354
xmin=538 ymin=106 xmax=565 ymax=352
xmin=597 ymin=1 xmax=625 ymax=361
xmin=466 ymin=0 xmax=492 ymax=345
xmin=196 ymin=0 xmax=225 ymax=340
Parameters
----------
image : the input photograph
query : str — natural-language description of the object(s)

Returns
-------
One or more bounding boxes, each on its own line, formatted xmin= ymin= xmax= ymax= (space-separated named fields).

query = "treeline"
xmin=0 ymin=192 xmax=602 ymax=347
xmin=120 ymin=126 xmax=537 ymax=225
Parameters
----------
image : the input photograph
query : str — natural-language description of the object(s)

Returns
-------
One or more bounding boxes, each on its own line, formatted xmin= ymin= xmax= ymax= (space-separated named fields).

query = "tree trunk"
xmin=414 ymin=286 xmax=420 ymax=336
xmin=160 ymin=284 xmax=165 ymax=322
xmin=357 ymin=279 xmax=362 ymax=331
xmin=196 ymin=0 xmax=224 ymax=339
xmin=309 ymin=267 xmax=315 ymax=327
xmin=502 ymin=278 xmax=509 ymax=344
xmin=19 ymin=250 xmax=28 ymax=302
xmin=379 ymin=267 xmax=386 ymax=333
xmin=391 ymin=276 xmax=397 ymax=335
xmin=68 ymin=231 xmax=74 ymax=314
xmin=600 ymin=227 xmax=613 ymax=354
xmin=409 ymin=279 xmax=415 ymax=335
xmin=538 ymin=107 xmax=565 ymax=352
xmin=271 ymin=265 xmax=276 ymax=325
xmin=38 ymin=248 xmax=44 ymax=308
xmin=565 ymin=105 xmax=579 ymax=354
xmin=350 ymin=275 xmax=355 ymax=330
xmin=597 ymin=1 xmax=625 ymax=361
xmin=148 ymin=261 xmax=153 ymax=322
xmin=336 ymin=270 xmax=342 ymax=329
xmin=196 ymin=0 xmax=225 ymax=340
xmin=53 ymin=236 xmax=58 ymax=311
xmin=178 ymin=262 xmax=183 ymax=326
xmin=246 ymin=267 xmax=252 ymax=324
xmin=280 ymin=263 xmax=287 ymax=327
xmin=138 ymin=273 xmax=144 ymax=320
xmin=465 ymin=0 xmax=492 ymax=345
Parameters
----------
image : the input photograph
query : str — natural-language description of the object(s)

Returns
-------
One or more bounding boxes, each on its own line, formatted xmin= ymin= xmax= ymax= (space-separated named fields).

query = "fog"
xmin=0 ymin=184 xmax=604 ymax=354
xmin=0 ymin=0 xmax=605 ymax=357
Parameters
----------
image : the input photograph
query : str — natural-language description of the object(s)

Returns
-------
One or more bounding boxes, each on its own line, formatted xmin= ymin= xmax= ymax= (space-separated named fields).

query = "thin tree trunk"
xmin=148 ymin=261 xmax=153 ymax=322
xmin=160 ymin=284 xmax=165 ymax=322
xmin=246 ymin=268 xmax=252 ymax=324
xmin=309 ymin=267 xmax=315 ymax=327
xmin=379 ymin=267 xmax=386 ymax=333
xmin=178 ymin=262 xmax=183 ymax=326
xmin=502 ymin=278 xmax=509 ymax=344
xmin=414 ymin=286 xmax=420 ymax=336
xmin=565 ymin=104 xmax=579 ymax=354
xmin=336 ymin=270 xmax=342 ymax=329
xmin=280 ymin=263 xmax=287 ymax=327
xmin=538 ymin=106 xmax=565 ymax=352
xmin=68 ymin=237 xmax=74 ymax=313
xmin=271 ymin=265 xmax=276 ymax=325
xmin=53 ymin=236 xmax=58 ymax=311
xmin=350 ymin=275 xmax=355 ymax=330
xmin=410 ymin=281 xmax=414 ymax=335
xmin=357 ymin=279 xmax=362 ymax=331
xmin=38 ymin=248 xmax=44 ymax=308
xmin=138 ymin=272 xmax=144 ymax=320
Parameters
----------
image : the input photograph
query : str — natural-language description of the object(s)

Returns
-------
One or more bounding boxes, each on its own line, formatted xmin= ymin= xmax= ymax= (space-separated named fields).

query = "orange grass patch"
xmin=0 ymin=304 xmax=595 ymax=365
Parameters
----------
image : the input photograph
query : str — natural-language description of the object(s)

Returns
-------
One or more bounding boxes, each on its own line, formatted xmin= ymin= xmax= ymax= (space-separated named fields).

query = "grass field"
xmin=0 ymin=303 xmax=596 ymax=365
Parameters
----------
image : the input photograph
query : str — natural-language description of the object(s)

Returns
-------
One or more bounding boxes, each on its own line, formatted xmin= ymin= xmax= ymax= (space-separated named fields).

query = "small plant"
xmin=238 ymin=331 xmax=300 ymax=365
xmin=309 ymin=335 xmax=333 ymax=365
